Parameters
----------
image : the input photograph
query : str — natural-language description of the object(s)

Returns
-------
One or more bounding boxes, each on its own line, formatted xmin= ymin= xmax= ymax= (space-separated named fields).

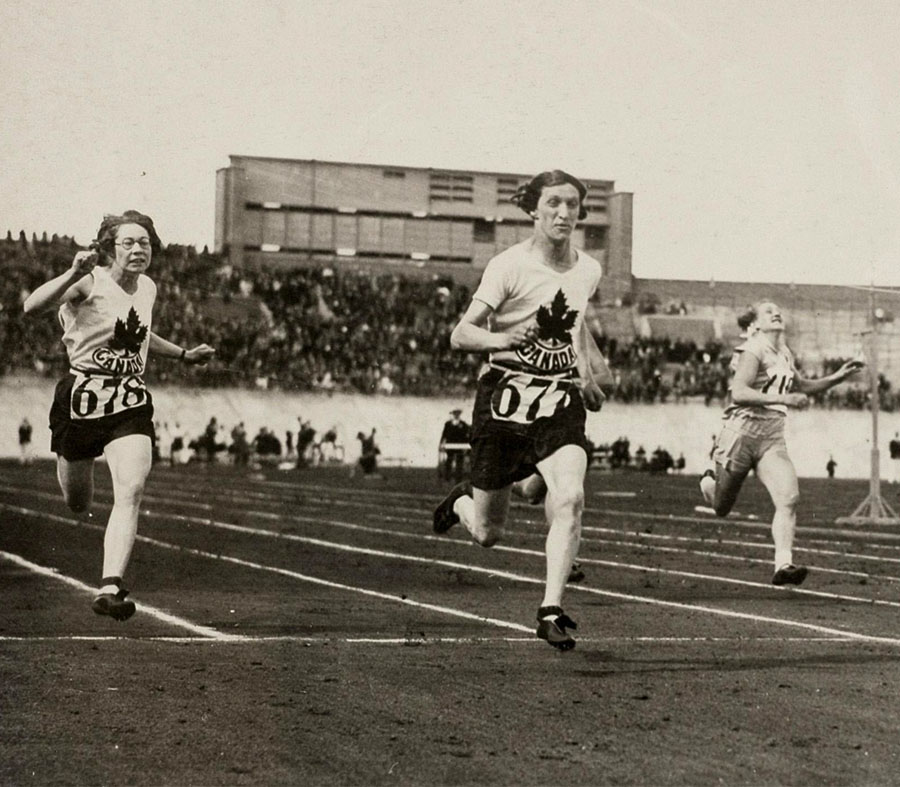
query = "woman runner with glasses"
xmin=23 ymin=210 xmax=215 ymax=620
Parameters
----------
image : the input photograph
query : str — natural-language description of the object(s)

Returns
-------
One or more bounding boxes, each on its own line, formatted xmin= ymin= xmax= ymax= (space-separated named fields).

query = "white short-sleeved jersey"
xmin=724 ymin=332 xmax=796 ymax=418
xmin=58 ymin=266 xmax=156 ymax=377
xmin=472 ymin=240 xmax=603 ymax=376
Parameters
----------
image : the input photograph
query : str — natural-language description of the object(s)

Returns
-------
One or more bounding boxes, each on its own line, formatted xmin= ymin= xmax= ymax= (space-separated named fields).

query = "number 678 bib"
xmin=489 ymin=372 xmax=573 ymax=425
xmin=69 ymin=372 xmax=149 ymax=420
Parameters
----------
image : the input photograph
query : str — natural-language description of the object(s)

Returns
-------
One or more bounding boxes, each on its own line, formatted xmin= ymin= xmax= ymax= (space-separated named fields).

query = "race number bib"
xmin=761 ymin=372 xmax=794 ymax=396
xmin=69 ymin=373 xmax=148 ymax=420
xmin=490 ymin=373 xmax=573 ymax=425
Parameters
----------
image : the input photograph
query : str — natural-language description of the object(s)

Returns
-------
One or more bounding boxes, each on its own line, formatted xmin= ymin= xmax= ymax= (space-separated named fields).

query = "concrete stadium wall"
xmin=1 ymin=373 xmax=894 ymax=480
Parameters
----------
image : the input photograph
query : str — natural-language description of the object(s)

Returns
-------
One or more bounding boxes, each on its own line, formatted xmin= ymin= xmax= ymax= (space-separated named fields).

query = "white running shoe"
xmin=699 ymin=469 xmax=716 ymax=505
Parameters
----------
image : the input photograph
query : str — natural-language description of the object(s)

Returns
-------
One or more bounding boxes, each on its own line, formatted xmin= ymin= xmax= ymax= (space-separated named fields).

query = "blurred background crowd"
xmin=0 ymin=231 xmax=885 ymax=410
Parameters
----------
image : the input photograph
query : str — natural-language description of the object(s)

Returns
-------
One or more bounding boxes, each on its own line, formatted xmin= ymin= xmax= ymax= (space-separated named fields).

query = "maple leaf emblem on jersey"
xmin=515 ymin=288 xmax=580 ymax=373
xmin=111 ymin=307 xmax=148 ymax=355
xmin=536 ymin=290 xmax=577 ymax=346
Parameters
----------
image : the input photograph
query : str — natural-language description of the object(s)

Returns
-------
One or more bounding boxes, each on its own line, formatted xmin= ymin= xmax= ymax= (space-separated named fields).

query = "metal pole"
xmin=870 ymin=285 xmax=881 ymax=506
xmin=836 ymin=283 xmax=900 ymax=524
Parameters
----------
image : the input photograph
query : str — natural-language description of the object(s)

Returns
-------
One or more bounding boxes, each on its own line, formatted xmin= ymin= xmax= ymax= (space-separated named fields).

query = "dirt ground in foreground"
xmin=2 ymin=461 xmax=900 ymax=785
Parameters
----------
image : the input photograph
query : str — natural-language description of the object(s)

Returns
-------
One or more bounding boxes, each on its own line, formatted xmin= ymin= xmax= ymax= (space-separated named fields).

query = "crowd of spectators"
xmin=595 ymin=335 xmax=732 ymax=405
xmin=1 ymin=230 xmax=894 ymax=409
xmin=0 ymin=230 xmax=479 ymax=397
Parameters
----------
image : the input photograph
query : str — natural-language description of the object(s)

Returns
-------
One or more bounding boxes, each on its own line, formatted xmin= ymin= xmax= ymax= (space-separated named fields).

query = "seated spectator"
xmin=252 ymin=426 xmax=282 ymax=465
xmin=649 ymin=446 xmax=674 ymax=474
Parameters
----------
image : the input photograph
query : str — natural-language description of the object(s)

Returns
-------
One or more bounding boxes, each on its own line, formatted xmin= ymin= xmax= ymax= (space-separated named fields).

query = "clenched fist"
xmin=70 ymin=250 xmax=100 ymax=277
xmin=504 ymin=323 xmax=538 ymax=349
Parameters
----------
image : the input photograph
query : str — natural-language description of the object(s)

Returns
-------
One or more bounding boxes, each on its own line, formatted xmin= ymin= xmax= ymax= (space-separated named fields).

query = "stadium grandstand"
xmin=3 ymin=156 xmax=900 ymax=412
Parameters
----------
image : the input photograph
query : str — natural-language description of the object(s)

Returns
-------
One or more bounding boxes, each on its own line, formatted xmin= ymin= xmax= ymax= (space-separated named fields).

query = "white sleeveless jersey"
xmin=472 ymin=241 xmax=603 ymax=376
xmin=724 ymin=332 xmax=796 ymax=418
xmin=57 ymin=267 xmax=156 ymax=420
xmin=59 ymin=266 xmax=156 ymax=376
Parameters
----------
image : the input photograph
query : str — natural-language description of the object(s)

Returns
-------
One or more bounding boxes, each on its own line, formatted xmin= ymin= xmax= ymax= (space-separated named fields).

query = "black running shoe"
xmin=772 ymin=564 xmax=809 ymax=586
xmin=432 ymin=480 xmax=472 ymax=534
xmin=567 ymin=562 xmax=586 ymax=583
xmin=536 ymin=605 xmax=577 ymax=651
xmin=92 ymin=588 xmax=136 ymax=621
xmin=528 ymin=480 xmax=547 ymax=506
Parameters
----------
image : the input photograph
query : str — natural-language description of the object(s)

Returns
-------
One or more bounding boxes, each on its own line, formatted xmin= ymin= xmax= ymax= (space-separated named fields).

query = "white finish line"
xmin=0 ymin=634 xmax=867 ymax=645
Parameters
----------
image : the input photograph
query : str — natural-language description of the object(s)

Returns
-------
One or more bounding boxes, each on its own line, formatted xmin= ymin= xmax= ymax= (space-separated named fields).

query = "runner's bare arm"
xmin=450 ymin=298 xmax=537 ymax=352
xmin=22 ymin=250 xmax=97 ymax=314
xmin=149 ymin=332 xmax=216 ymax=365
xmin=579 ymin=322 xmax=614 ymax=394
xmin=793 ymin=359 xmax=864 ymax=394
xmin=575 ymin=321 xmax=607 ymax=411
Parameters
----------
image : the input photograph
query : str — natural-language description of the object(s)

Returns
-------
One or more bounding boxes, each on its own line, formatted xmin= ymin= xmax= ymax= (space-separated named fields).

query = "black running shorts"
xmin=469 ymin=366 xmax=589 ymax=491
xmin=49 ymin=375 xmax=155 ymax=461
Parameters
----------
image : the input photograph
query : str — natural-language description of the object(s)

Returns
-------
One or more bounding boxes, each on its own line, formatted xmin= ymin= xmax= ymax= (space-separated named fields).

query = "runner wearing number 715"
xmin=23 ymin=210 xmax=215 ymax=621
xmin=431 ymin=170 xmax=612 ymax=650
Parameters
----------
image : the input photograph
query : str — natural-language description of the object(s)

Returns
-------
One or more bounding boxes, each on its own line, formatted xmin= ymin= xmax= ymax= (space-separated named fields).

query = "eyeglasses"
xmin=115 ymin=238 xmax=152 ymax=250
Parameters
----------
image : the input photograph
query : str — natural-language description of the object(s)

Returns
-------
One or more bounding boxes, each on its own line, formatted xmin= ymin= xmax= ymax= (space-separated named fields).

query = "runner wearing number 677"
xmin=23 ymin=210 xmax=215 ymax=621
xmin=431 ymin=170 xmax=612 ymax=651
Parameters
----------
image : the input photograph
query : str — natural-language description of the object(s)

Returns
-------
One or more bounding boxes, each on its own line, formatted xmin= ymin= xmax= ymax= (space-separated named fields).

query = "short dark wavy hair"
xmin=510 ymin=170 xmax=588 ymax=220
xmin=93 ymin=210 xmax=162 ymax=260
xmin=737 ymin=307 xmax=757 ymax=331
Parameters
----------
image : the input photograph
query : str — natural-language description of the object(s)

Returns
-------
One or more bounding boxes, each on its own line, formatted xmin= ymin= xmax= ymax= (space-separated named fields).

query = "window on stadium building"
xmin=429 ymin=172 xmax=474 ymax=203
xmin=584 ymin=185 xmax=609 ymax=214
xmin=584 ymin=225 xmax=606 ymax=250
xmin=496 ymin=177 xmax=520 ymax=204
xmin=473 ymin=218 xmax=495 ymax=244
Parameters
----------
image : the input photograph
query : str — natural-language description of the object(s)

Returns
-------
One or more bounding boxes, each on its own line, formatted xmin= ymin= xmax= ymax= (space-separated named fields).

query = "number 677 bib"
xmin=69 ymin=372 xmax=149 ymax=420
xmin=489 ymin=372 xmax=573 ymax=425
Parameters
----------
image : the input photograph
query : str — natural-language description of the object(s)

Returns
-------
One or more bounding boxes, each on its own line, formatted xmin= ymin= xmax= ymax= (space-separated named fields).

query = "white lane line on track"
xmin=181 ymin=543 xmax=900 ymax=645
xmin=255 ymin=496 xmax=900 ymax=576
xmin=7 ymin=487 xmax=900 ymax=605
xmin=12 ymin=479 xmax=900 ymax=560
xmin=5 ymin=502 xmax=898 ymax=646
xmin=576 ymin=532 xmax=900 ymax=583
xmin=16 ymin=479 xmax=899 ymax=584
xmin=154 ymin=475 xmax=900 ymax=544
xmin=0 ymin=635 xmax=866 ymax=644
xmin=0 ymin=505 xmax=530 ymax=635
xmin=200 ymin=506 xmax=900 ymax=606
xmin=0 ymin=549 xmax=236 ymax=641
xmin=579 ymin=524 xmax=900 ymax=570
xmin=6 ymin=485 xmax=900 ymax=602
xmin=294 ymin=503 xmax=900 ymax=583
xmin=251 ymin=496 xmax=900 ymax=578
xmin=133 ymin=479 xmax=900 ymax=556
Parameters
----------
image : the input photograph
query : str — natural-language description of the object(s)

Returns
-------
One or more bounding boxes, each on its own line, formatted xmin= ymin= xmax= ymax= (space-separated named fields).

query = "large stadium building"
xmin=215 ymin=155 xmax=633 ymax=301
xmin=215 ymin=155 xmax=900 ymax=378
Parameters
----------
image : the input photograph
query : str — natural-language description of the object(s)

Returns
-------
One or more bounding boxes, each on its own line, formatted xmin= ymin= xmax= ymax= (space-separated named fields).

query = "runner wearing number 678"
xmin=23 ymin=210 xmax=215 ymax=621
xmin=431 ymin=170 xmax=612 ymax=650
